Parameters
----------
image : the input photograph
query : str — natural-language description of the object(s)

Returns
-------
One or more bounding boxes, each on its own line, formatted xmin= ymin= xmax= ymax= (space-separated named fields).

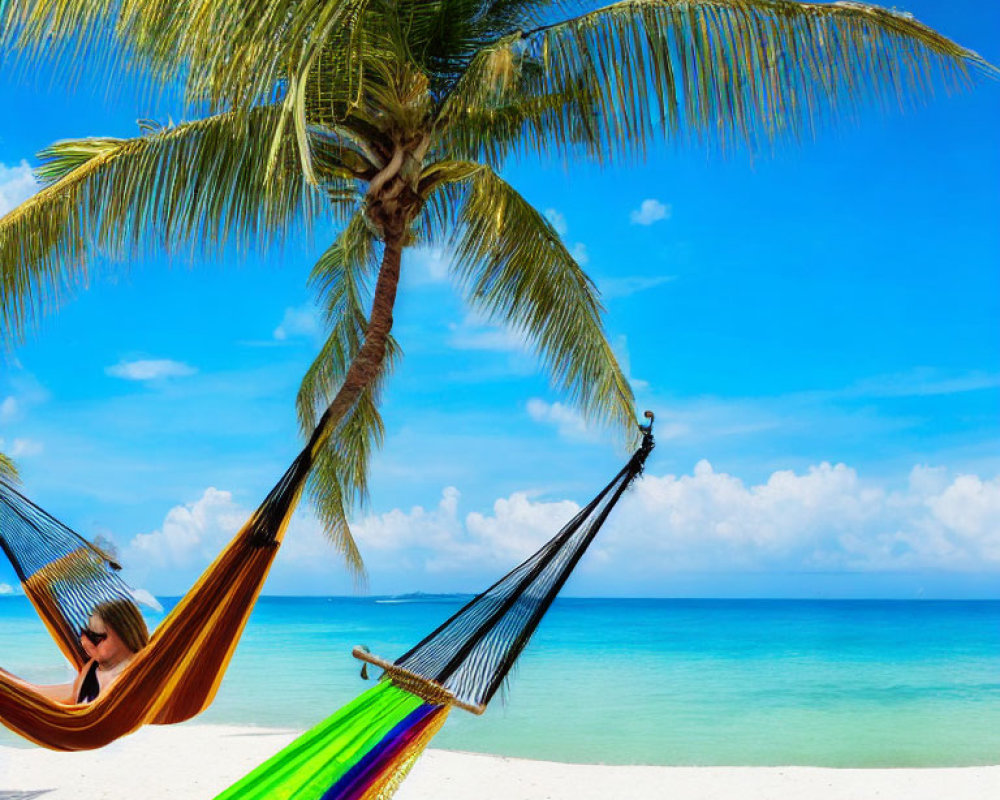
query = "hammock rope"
xmin=0 ymin=418 xmax=329 ymax=751
xmin=0 ymin=480 xmax=133 ymax=669
xmin=387 ymin=419 xmax=655 ymax=710
xmin=216 ymin=413 xmax=656 ymax=800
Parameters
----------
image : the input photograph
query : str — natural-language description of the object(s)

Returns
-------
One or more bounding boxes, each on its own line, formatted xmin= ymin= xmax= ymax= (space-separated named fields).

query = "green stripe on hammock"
xmin=215 ymin=682 xmax=426 ymax=800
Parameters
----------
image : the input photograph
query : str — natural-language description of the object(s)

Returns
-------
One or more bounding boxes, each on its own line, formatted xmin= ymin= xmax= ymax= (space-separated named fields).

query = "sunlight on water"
xmin=1 ymin=597 xmax=998 ymax=766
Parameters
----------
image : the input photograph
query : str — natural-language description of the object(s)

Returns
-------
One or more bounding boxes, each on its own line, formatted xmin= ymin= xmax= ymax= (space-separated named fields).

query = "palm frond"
xmin=298 ymin=213 xmax=385 ymax=430
xmin=0 ymin=0 xmax=119 ymax=78
xmin=449 ymin=164 xmax=636 ymax=440
xmin=412 ymin=168 xmax=469 ymax=246
xmin=0 ymin=107 xmax=344 ymax=340
xmin=0 ymin=1 xmax=368 ymax=112
xmin=437 ymin=55 xmax=603 ymax=167
xmin=305 ymin=385 xmax=388 ymax=584
xmin=480 ymin=0 xmax=584 ymax=32
xmin=0 ymin=452 xmax=18 ymax=483
xmin=442 ymin=0 xmax=996 ymax=163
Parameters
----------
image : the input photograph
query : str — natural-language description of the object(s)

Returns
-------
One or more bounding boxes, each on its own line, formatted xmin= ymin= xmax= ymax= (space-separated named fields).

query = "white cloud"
xmin=273 ymin=305 xmax=322 ymax=341
xmin=0 ymin=160 xmax=38 ymax=216
xmin=465 ymin=492 xmax=580 ymax=566
xmin=907 ymin=464 xmax=949 ymax=496
xmin=926 ymin=474 xmax=1000 ymax=560
xmin=349 ymin=462 xmax=1000 ymax=579
xmin=124 ymin=487 xmax=245 ymax=570
xmin=111 ymin=461 xmax=1000 ymax=595
xmin=544 ymin=208 xmax=568 ymax=236
xmin=353 ymin=488 xmax=463 ymax=556
xmin=0 ymin=396 xmax=17 ymax=421
xmin=0 ymin=582 xmax=19 ymax=595
xmin=352 ymin=486 xmax=579 ymax=573
xmin=526 ymin=398 xmax=602 ymax=442
xmin=115 ymin=480 xmax=579 ymax=589
xmin=629 ymin=198 xmax=671 ymax=226
xmin=9 ymin=438 xmax=43 ymax=457
xmin=598 ymin=274 xmax=675 ymax=299
xmin=448 ymin=313 xmax=530 ymax=353
xmin=0 ymin=370 xmax=49 ymax=417
xmin=570 ymin=242 xmax=589 ymax=266
xmin=838 ymin=369 xmax=1000 ymax=400
xmin=600 ymin=461 xmax=1000 ymax=574
xmin=106 ymin=359 xmax=197 ymax=381
xmin=405 ymin=245 xmax=451 ymax=284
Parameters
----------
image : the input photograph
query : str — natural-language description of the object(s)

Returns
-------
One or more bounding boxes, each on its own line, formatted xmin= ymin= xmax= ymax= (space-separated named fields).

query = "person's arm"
xmin=27 ymin=660 xmax=90 ymax=705
xmin=29 ymin=682 xmax=76 ymax=704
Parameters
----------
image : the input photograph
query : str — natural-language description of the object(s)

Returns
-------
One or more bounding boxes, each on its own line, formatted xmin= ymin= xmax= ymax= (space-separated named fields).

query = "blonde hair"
xmin=94 ymin=598 xmax=149 ymax=654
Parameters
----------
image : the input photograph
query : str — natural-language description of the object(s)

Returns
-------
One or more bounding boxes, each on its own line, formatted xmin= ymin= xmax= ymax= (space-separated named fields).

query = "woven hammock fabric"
xmin=393 ymin=426 xmax=655 ymax=709
xmin=215 ymin=423 xmax=654 ymax=800
xmin=0 ymin=444 xmax=316 ymax=751
xmin=215 ymin=682 xmax=448 ymax=800
xmin=0 ymin=481 xmax=133 ymax=669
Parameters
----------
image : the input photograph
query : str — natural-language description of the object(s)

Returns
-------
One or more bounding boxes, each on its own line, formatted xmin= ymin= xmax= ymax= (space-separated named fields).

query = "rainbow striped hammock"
xmin=214 ymin=419 xmax=655 ymax=800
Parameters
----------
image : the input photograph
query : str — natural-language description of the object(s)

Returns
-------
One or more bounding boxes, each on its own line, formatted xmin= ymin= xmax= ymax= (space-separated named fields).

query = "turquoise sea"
xmin=1 ymin=596 xmax=998 ymax=766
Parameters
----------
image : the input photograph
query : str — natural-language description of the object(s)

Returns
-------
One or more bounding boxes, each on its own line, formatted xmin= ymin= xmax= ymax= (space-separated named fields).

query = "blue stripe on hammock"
xmin=320 ymin=702 xmax=439 ymax=800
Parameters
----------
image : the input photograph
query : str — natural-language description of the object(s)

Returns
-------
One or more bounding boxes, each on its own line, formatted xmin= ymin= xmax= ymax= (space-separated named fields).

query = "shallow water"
xmin=2 ymin=596 xmax=998 ymax=766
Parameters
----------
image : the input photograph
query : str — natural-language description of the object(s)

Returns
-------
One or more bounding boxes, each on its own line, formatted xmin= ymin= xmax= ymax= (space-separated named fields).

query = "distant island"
xmin=375 ymin=592 xmax=475 ymax=604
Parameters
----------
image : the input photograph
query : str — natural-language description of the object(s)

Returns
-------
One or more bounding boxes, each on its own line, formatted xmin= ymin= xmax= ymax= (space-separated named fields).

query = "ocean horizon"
xmin=2 ymin=595 xmax=998 ymax=767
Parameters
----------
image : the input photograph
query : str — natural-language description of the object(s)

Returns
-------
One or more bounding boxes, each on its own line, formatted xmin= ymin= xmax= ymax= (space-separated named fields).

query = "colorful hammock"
xmin=0 ymin=408 xmax=336 ymax=751
xmin=215 ymin=415 xmax=655 ymax=800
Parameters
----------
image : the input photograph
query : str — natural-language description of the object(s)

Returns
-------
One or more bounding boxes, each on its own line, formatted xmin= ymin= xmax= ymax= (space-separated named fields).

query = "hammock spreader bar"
xmin=215 ymin=414 xmax=655 ymax=800
xmin=361 ymin=414 xmax=655 ymax=711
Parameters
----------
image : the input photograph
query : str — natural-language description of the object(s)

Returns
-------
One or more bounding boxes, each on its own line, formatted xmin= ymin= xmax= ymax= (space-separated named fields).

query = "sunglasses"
xmin=81 ymin=627 xmax=108 ymax=646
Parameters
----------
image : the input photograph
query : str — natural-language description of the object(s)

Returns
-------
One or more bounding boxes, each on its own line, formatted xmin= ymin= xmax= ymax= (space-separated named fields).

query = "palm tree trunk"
xmin=305 ymin=230 xmax=404 ymax=456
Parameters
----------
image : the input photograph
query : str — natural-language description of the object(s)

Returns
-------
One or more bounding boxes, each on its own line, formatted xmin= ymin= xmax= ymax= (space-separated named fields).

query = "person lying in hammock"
xmin=30 ymin=599 xmax=149 ymax=705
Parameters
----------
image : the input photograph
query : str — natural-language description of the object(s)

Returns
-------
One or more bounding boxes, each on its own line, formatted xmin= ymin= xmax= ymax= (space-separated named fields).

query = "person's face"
xmin=80 ymin=614 xmax=128 ymax=662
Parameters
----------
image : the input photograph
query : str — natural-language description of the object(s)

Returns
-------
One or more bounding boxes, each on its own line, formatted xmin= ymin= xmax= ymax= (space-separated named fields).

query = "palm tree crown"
xmin=0 ymin=0 xmax=992 ymax=576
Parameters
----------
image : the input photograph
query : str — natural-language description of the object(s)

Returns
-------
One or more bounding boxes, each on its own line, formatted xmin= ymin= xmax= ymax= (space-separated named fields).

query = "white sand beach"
xmin=1 ymin=723 xmax=997 ymax=800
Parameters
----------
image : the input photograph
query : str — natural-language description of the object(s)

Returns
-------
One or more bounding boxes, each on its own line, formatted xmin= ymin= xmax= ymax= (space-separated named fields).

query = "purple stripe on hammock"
xmin=320 ymin=701 xmax=444 ymax=800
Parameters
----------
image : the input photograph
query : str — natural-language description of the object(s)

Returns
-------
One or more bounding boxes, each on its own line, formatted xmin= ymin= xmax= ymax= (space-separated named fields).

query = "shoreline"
xmin=1 ymin=723 xmax=998 ymax=800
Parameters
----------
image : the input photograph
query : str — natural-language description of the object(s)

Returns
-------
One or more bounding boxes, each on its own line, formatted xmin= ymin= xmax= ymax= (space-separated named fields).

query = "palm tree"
xmin=0 ymin=1 xmax=992 ymax=575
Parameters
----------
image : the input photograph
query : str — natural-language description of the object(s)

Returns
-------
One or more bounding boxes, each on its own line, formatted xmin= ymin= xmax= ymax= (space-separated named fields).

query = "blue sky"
xmin=1 ymin=1 xmax=998 ymax=599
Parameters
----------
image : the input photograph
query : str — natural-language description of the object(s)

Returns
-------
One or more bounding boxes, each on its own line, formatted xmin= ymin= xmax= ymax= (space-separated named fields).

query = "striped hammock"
xmin=216 ymin=416 xmax=655 ymax=800
xmin=0 ymin=408 xmax=332 ymax=751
